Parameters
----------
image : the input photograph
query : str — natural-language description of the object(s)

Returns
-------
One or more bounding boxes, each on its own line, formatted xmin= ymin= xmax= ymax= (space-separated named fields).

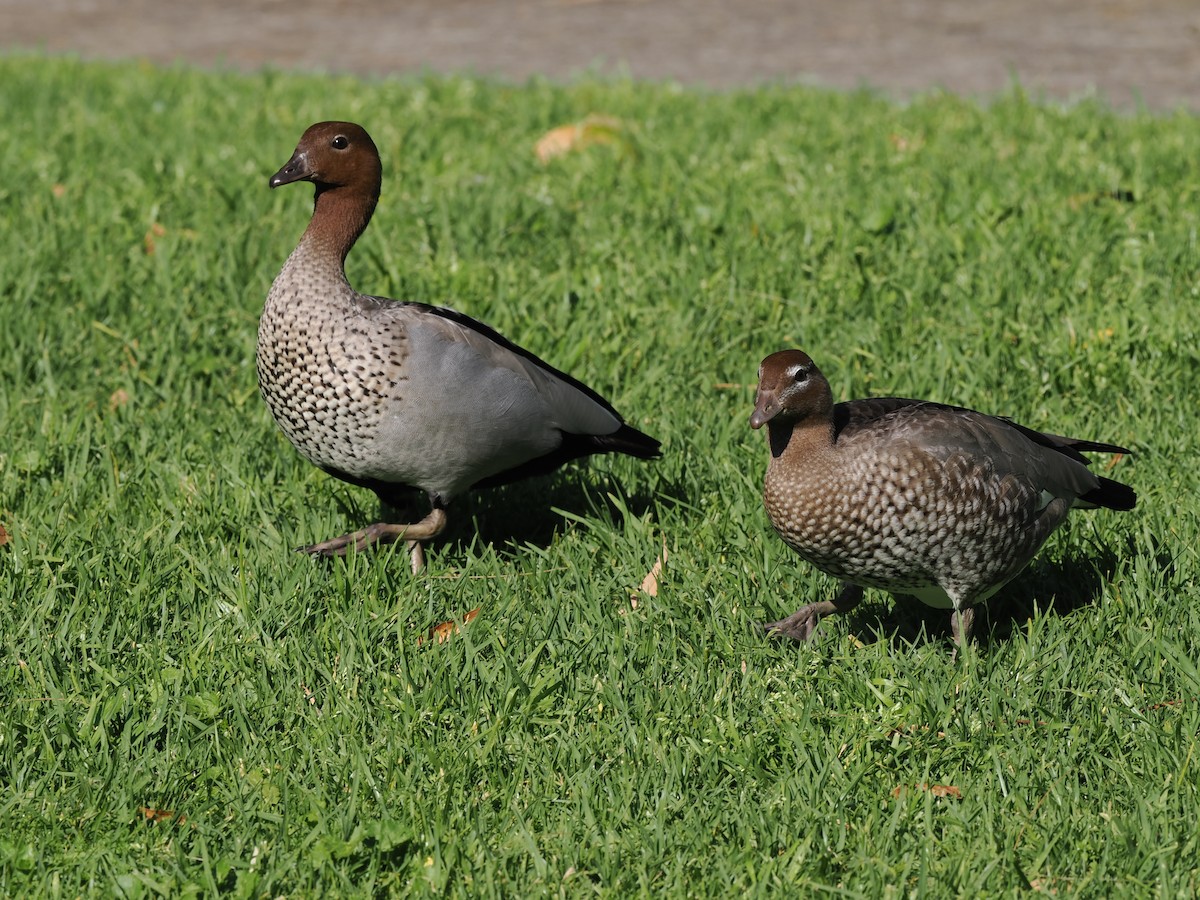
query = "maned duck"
xmin=751 ymin=349 xmax=1135 ymax=646
xmin=258 ymin=122 xmax=660 ymax=570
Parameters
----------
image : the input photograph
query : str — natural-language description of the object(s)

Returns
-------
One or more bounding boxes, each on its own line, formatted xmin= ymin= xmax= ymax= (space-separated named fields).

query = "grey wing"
xmin=365 ymin=296 xmax=624 ymax=437
xmin=879 ymin=405 xmax=1104 ymax=502
xmin=446 ymin=318 xmax=624 ymax=436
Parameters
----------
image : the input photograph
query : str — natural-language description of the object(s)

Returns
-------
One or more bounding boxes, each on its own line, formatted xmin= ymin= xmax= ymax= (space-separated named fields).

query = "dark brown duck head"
xmin=750 ymin=349 xmax=835 ymax=431
xmin=270 ymin=121 xmax=383 ymax=260
xmin=270 ymin=121 xmax=381 ymax=194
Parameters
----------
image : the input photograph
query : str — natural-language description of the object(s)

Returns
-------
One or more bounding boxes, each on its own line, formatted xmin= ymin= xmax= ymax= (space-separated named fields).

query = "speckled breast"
xmin=764 ymin=447 xmax=1049 ymax=595
xmin=256 ymin=285 xmax=392 ymax=478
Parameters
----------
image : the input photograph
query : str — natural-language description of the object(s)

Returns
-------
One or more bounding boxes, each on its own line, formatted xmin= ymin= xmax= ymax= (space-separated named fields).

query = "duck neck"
xmin=767 ymin=415 xmax=835 ymax=462
xmin=298 ymin=182 xmax=379 ymax=267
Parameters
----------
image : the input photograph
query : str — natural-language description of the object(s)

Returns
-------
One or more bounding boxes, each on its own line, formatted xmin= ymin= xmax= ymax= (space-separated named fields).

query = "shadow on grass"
xmin=314 ymin=464 xmax=680 ymax=564
xmin=457 ymin=472 xmax=670 ymax=555
xmin=835 ymin=534 xmax=1163 ymax=653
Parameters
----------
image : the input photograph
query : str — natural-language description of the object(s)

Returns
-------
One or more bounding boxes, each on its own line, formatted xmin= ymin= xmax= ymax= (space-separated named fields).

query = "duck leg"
xmin=763 ymin=583 xmax=864 ymax=642
xmin=298 ymin=508 xmax=448 ymax=570
xmin=950 ymin=605 xmax=976 ymax=648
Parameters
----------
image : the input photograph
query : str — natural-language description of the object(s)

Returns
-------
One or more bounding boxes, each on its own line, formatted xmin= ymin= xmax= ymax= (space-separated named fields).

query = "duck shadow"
xmin=845 ymin=535 xmax=1157 ymax=652
xmin=460 ymin=477 xmax=664 ymax=553
xmin=350 ymin=469 xmax=686 ymax=564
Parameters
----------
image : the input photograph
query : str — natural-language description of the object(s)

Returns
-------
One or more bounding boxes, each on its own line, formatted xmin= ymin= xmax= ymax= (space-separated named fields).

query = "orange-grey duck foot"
xmin=296 ymin=508 xmax=449 ymax=573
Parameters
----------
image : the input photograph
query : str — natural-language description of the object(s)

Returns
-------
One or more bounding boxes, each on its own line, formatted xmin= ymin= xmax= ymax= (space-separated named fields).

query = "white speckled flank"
xmin=751 ymin=349 xmax=1135 ymax=646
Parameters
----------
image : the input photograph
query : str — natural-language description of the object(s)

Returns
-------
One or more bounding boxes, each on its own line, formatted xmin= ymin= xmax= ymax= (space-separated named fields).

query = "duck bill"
xmin=269 ymin=150 xmax=313 ymax=188
xmin=750 ymin=393 xmax=780 ymax=430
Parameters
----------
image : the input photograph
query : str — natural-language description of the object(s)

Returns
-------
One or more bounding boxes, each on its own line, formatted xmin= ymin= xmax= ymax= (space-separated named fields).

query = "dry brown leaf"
xmin=51 ymin=184 xmax=67 ymax=198
xmin=535 ymin=115 xmax=626 ymax=163
xmin=1137 ymin=696 xmax=1185 ymax=710
xmin=108 ymin=388 xmax=130 ymax=412
xmin=535 ymin=126 xmax=577 ymax=163
xmin=888 ymin=132 xmax=924 ymax=153
xmin=140 ymin=224 xmax=198 ymax=256
xmin=928 ymin=784 xmax=962 ymax=799
xmin=0 ymin=523 xmax=9 ymax=547
xmin=418 ymin=607 xmax=481 ymax=646
xmin=891 ymin=782 xmax=962 ymax=800
xmin=139 ymin=806 xmax=186 ymax=825
xmin=1105 ymin=452 xmax=1125 ymax=472
xmin=301 ymin=683 xmax=318 ymax=708
xmin=143 ymin=222 xmax=167 ymax=255
xmin=636 ymin=541 xmax=669 ymax=599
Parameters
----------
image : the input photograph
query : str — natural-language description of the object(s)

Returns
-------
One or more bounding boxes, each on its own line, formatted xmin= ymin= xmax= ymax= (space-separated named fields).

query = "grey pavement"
xmin=3 ymin=0 xmax=1198 ymax=110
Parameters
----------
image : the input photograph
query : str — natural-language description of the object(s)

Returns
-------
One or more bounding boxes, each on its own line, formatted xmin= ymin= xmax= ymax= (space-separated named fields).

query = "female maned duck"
xmin=258 ymin=122 xmax=660 ymax=570
xmin=751 ymin=349 xmax=1135 ymax=646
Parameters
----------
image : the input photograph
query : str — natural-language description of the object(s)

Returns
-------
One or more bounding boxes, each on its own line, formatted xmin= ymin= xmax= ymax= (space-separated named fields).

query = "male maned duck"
xmin=258 ymin=122 xmax=660 ymax=570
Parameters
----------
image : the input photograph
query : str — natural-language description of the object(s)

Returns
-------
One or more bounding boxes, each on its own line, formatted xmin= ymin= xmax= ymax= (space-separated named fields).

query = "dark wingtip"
xmin=598 ymin=423 xmax=662 ymax=460
xmin=1082 ymin=476 xmax=1137 ymax=511
xmin=1064 ymin=438 xmax=1135 ymax=457
xmin=467 ymin=423 xmax=660 ymax=491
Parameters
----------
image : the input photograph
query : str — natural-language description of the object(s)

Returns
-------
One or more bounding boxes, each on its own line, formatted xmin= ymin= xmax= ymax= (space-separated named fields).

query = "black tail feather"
xmin=589 ymin=422 xmax=662 ymax=460
xmin=471 ymin=423 xmax=660 ymax=490
xmin=1080 ymin=476 xmax=1137 ymax=511
xmin=1012 ymin=423 xmax=1133 ymax=465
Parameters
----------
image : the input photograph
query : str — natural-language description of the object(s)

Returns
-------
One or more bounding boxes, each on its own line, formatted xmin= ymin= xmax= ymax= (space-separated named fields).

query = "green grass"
xmin=2 ymin=53 xmax=1198 ymax=896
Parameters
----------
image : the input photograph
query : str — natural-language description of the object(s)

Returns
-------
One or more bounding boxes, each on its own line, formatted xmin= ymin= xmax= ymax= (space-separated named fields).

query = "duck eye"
xmin=331 ymin=135 xmax=349 ymax=150
xmin=791 ymin=366 xmax=808 ymax=383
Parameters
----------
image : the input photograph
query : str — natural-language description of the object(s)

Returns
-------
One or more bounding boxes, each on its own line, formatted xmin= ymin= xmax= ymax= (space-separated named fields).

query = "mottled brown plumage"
xmin=258 ymin=122 xmax=660 ymax=569
xmin=751 ymin=349 xmax=1135 ymax=646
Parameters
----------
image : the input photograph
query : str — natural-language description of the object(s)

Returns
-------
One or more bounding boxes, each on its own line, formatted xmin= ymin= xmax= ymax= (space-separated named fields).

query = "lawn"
xmin=1 ymin=54 xmax=1198 ymax=896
